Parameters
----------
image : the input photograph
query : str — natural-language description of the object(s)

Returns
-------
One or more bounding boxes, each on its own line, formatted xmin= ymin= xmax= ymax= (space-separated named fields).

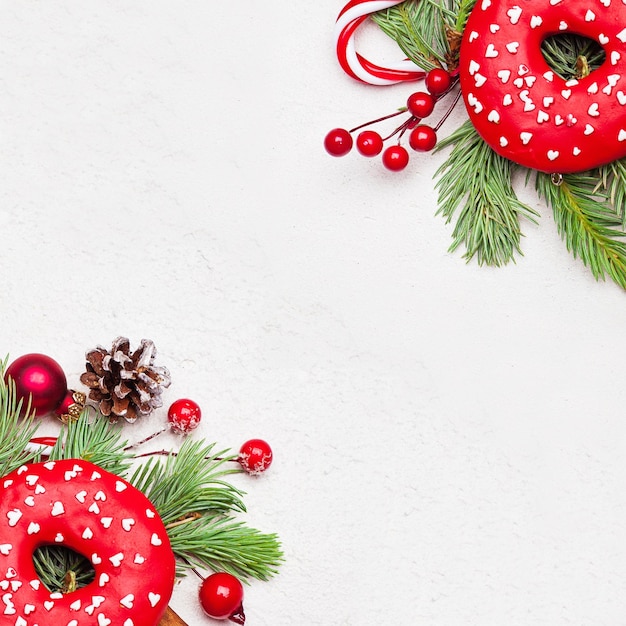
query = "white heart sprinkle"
xmin=146 ymin=509 xmax=156 ymax=519
xmin=573 ymin=147 xmax=582 ymax=155
xmin=559 ymin=20 xmax=568 ymax=30
xmin=488 ymin=110 xmax=500 ymax=123
xmin=148 ymin=592 xmax=161 ymax=608
xmin=120 ymin=594 xmax=135 ymax=608
xmin=612 ymin=51 xmax=621 ymax=65
xmin=497 ymin=69 xmax=511 ymax=83
xmin=70 ymin=599 xmax=81 ymax=610
xmin=585 ymin=9 xmax=596 ymax=20
xmin=24 ymin=604 xmax=35 ymax=615
xmin=15 ymin=617 xmax=25 ymax=626
xmin=489 ymin=23 xmax=500 ymax=33
xmin=518 ymin=64 xmax=529 ymax=76
xmin=150 ymin=533 xmax=162 ymax=546
xmin=109 ymin=552 xmax=124 ymax=567
xmin=542 ymin=96 xmax=554 ymax=107
xmin=75 ymin=490 xmax=87 ymax=503
xmin=0 ymin=545 xmax=11 ymax=556
xmin=474 ymin=73 xmax=487 ymax=87
xmin=122 ymin=518 xmax=135 ymax=532
xmin=82 ymin=527 xmax=94 ymax=540
xmin=23 ymin=496 xmax=34 ymax=507
xmin=44 ymin=600 xmax=54 ymax=611
xmin=10 ymin=581 xmax=21 ymax=591
xmin=499 ymin=136 xmax=508 ymax=147
xmin=6 ymin=568 xmax=16 ymax=579
xmin=115 ymin=481 xmax=128 ymax=492
xmin=547 ymin=150 xmax=559 ymax=161
xmin=68 ymin=621 xmax=78 ymax=626
xmin=502 ymin=94 xmax=513 ymax=106
xmin=92 ymin=595 xmax=105 ymax=607
xmin=6 ymin=510 xmax=22 ymax=527
xmin=16 ymin=466 xmax=27 ymax=475
xmin=100 ymin=517 xmax=113 ymax=529
xmin=506 ymin=41 xmax=519 ymax=53
xmin=485 ymin=44 xmax=498 ymax=58
xmin=523 ymin=100 xmax=536 ymax=112
xmin=619 ymin=129 xmax=626 ymax=141
xmin=2 ymin=480 xmax=12 ymax=488
xmin=92 ymin=553 xmax=102 ymax=565
xmin=94 ymin=491 xmax=106 ymax=502
xmin=507 ymin=5 xmax=522 ymax=24
xmin=513 ymin=77 xmax=524 ymax=88
xmin=543 ymin=70 xmax=554 ymax=82
xmin=469 ymin=30 xmax=479 ymax=43
xmin=134 ymin=553 xmax=145 ymax=564
xmin=98 ymin=614 xmax=112 ymax=626
xmin=561 ymin=89 xmax=572 ymax=99
xmin=89 ymin=502 xmax=101 ymax=515
xmin=520 ymin=132 xmax=533 ymax=145
xmin=124 ymin=620 xmax=135 ymax=626
xmin=85 ymin=604 xmax=96 ymax=615
xmin=599 ymin=34 xmax=609 ymax=44
xmin=0 ymin=582 xmax=8 ymax=590
xmin=64 ymin=470 xmax=77 ymax=481
xmin=34 ymin=484 xmax=45 ymax=495
xmin=25 ymin=475 xmax=38 ymax=486
xmin=618 ymin=28 xmax=626 ymax=43
xmin=588 ymin=82 xmax=599 ymax=94
xmin=99 ymin=572 xmax=110 ymax=586
xmin=51 ymin=501 xmax=65 ymax=517
xmin=584 ymin=124 xmax=595 ymax=135
xmin=608 ymin=74 xmax=620 ymax=87
xmin=55 ymin=532 xmax=64 ymax=543
xmin=588 ymin=103 xmax=600 ymax=117
xmin=525 ymin=76 xmax=536 ymax=88
xmin=90 ymin=471 xmax=101 ymax=481
xmin=469 ymin=60 xmax=480 ymax=75
xmin=27 ymin=522 xmax=40 ymax=535
xmin=43 ymin=461 xmax=55 ymax=470
xmin=29 ymin=579 xmax=40 ymax=590
xmin=618 ymin=91 xmax=626 ymax=105
xmin=530 ymin=15 xmax=542 ymax=28
xmin=481 ymin=0 xmax=491 ymax=9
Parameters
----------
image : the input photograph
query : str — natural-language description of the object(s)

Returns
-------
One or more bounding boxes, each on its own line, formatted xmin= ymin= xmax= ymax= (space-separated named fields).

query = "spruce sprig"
xmin=48 ymin=412 xmax=133 ymax=476
xmin=536 ymin=173 xmax=626 ymax=287
xmin=435 ymin=121 xmax=538 ymax=265
xmin=597 ymin=158 xmax=626 ymax=227
xmin=169 ymin=516 xmax=283 ymax=582
xmin=372 ymin=0 xmax=456 ymax=70
xmin=129 ymin=439 xmax=246 ymax=524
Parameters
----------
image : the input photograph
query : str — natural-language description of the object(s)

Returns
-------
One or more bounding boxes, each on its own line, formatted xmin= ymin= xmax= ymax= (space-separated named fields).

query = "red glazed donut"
xmin=0 ymin=459 xmax=176 ymax=626
xmin=459 ymin=0 xmax=626 ymax=172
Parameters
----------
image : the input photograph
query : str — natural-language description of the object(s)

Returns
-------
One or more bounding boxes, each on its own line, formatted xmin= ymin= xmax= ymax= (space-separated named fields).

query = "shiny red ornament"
xmin=407 ymin=91 xmax=435 ymax=119
xmin=199 ymin=572 xmax=245 ymax=624
xmin=409 ymin=125 xmax=437 ymax=152
xmin=425 ymin=68 xmax=452 ymax=96
xmin=5 ymin=353 xmax=67 ymax=416
xmin=239 ymin=439 xmax=273 ymax=475
xmin=356 ymin=130 xmax=384 ymax=157
xmin=167 ymin=398 xmax=202 ymax=434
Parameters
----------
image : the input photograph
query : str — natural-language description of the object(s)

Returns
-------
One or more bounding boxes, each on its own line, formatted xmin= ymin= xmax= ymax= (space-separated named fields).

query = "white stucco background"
xmin=2 ymin=2 xmax=626 ymax=625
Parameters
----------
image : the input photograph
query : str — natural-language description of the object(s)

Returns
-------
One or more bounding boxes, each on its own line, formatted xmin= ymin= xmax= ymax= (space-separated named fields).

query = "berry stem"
xmin=382 ymin=117 xmax=416 ymax=142
xmin=434 ymin=89 xmax=462 ymax=132
xmin=123 ymin=427 xmax=167 ymax=451
xmin=349 ymin=107 xmax=408 ymax=133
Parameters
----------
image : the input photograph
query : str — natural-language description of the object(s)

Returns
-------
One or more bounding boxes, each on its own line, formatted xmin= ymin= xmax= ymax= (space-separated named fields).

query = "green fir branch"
xmin=129 ymin=438 xmax=245 ymax=524
xmin=169 ymin=516 xmax=283 ymax=582
xmin=541 ymin=33 xmax=605 ymax=80
xmin=372 ymin=0 xmax=456 ymax=70
xmin=536 ymin=173 xmax=626 ymax=288
xmin=596 ymin=158 xmax=626 ymax=227
xmin=48 ymin=412 xmax=133 ymax=476
xmin=435 ymin=121 xmax=538 ymax=266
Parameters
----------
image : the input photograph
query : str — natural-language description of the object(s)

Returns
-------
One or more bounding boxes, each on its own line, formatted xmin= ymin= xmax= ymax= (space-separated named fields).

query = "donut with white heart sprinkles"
xmin=458 ymin=0 xmax=626 ymax=173
xmin=0 ymin=459 xmax=176 ymax=626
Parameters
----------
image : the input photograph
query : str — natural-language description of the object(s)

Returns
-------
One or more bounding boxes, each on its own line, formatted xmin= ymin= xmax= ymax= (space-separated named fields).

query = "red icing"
xmin=459 ymin=0 xmax=626 ymax=172
xmin=0 ymin=459 xmax=176 ymax=626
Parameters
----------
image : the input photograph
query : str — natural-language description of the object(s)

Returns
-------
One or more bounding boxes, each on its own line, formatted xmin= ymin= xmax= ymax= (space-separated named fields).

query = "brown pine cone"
xmin=79 ymin=337 xmax=171 ymax=423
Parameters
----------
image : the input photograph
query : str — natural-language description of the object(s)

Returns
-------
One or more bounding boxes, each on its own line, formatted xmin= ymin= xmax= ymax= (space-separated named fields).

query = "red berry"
xmin=324 ymin=128 xmax=353 ymax=156
xmin=382 ymin=145 xmax=409 ymax=171
xmin=409 ymin=125 xmax=437 ymax=151
xmin=356 ymin=130 xmax=383 ymax=157
xmin=199 ymin=573 xmax=245 ymax=622
xmin=239 ymin=439 xmax=273 ymax=474
xmin=167 ymin=398 xmax=202 ymax=434
xmin=406 ymin=91 xmax=435 ymax=119
xmin=425 ymin=68 xmax=452 ymax=96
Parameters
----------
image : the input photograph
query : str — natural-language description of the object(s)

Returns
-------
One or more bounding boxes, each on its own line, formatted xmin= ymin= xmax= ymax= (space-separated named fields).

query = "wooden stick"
xmin=159 ymin=606 xmax=189 ymax=626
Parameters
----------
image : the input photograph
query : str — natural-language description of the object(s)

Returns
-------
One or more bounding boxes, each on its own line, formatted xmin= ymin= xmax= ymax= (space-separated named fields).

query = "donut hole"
xmin=541 ymin=33 xmax=606 ymax=80
xmin=32 ymin=544 xmax=95 ymax=593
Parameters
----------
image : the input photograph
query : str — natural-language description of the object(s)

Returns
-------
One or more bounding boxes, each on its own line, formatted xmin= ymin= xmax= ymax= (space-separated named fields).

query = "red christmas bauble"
xmin=239 ymin=439 xmax=273 ymax=475
xmin=167 ymin=398 xmax=202 ymax=434
xmin=199 ymin=572 xmax=245 ymax=623
xmin=5 ymin=353 xmax=67 ymax=416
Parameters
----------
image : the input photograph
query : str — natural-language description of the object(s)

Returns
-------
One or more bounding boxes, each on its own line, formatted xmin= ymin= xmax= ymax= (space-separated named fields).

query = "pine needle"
xmin=435 ymin=121 xmax=538 ymax=266
xmin=536 ymin=173 xmax=626 ymax=288
xmin=169 ymin=516 xmax=283 ymax=582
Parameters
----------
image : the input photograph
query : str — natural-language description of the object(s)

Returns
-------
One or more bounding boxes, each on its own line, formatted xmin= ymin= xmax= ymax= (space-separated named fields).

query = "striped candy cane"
xmin=335 ymin=0 xmax=425 ymax=85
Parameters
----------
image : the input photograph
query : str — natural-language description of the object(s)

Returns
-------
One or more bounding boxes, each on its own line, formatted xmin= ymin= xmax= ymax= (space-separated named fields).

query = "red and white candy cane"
xmin=335 ymin=0 xmax=425 ymax=85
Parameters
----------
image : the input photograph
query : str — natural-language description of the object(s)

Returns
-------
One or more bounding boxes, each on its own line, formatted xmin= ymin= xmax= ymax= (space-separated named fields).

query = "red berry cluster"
xmin=324 ymin=68 xmax=458 ymax=172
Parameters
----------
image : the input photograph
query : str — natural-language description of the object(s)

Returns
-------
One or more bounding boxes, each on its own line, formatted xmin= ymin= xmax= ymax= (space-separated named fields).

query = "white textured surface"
xmin=2 ymin=2 xmax=626 ymax=625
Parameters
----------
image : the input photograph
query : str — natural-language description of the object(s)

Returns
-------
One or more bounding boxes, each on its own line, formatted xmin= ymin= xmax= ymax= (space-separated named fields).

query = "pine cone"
xmin=79 ymin=337 xmax=171 ymax=423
